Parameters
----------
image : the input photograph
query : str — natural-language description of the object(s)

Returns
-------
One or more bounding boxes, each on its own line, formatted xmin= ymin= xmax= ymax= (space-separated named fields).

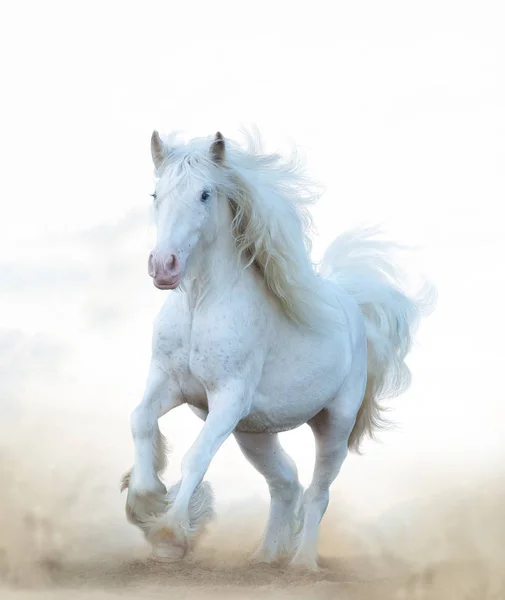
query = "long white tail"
xmin=320 ymin=227 xmax=436 ymax=453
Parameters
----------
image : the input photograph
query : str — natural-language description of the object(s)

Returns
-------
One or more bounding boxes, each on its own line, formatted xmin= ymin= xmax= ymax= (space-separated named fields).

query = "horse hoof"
xmin=149 ymin=524 xmax=187 ymax=562
xmin=288 ymin=555 xmax=320 ymax=572
xmin=151 ymin=541 xmax=186 ymax=562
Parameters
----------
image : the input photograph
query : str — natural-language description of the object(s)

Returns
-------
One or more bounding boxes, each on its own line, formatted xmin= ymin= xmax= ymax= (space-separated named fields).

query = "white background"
xmin=0 ymin=1 xmax=503 ymax=522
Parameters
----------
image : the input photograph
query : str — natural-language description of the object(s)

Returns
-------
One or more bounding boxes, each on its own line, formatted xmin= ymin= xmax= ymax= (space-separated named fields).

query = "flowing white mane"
xmin=161 ymin=130 xmax=339 ymax=329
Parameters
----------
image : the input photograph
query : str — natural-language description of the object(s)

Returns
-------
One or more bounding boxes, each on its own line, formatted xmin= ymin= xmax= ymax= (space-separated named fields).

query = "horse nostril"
xmin=167 ymin=254 xmax=179 ymax=272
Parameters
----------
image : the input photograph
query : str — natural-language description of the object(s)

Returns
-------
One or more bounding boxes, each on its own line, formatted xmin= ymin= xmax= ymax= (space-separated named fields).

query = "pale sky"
xmin=1 ymin=1 xmax=503 ymax=511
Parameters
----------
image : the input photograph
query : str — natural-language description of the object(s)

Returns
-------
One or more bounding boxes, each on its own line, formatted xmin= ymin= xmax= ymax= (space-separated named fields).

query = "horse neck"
xmin=183 ymin=197 xmax=243 ymax=305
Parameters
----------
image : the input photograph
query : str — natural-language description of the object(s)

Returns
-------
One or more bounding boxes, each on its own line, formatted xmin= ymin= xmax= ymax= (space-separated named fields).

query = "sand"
xmin=1 ymin=418 xmax=504 ymax=600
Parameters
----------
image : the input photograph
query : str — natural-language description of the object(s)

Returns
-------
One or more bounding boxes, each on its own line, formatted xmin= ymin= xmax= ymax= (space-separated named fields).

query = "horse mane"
xmin=161 ymin=130 xmax=340 ymax=329
xmin=220 ymin=131 xmax=340 ymax=328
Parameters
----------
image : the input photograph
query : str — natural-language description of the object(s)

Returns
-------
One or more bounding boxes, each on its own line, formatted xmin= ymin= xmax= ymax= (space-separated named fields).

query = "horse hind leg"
xmin=290 ymin=377 xmax=366 ymax=570
xmin=234 ymin=431 xmax=304 ymax=564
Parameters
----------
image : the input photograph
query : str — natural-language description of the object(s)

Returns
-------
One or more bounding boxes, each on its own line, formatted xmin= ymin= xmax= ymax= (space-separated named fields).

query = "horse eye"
xmin=150 ymin=192 xmax=157 ymax=200
xmin=200 ymin=190 xmax=210 ymax=202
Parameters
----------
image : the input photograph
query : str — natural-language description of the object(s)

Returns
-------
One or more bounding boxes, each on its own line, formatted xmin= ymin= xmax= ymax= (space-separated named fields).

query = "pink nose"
xmin=148 ymin=252 xmax=181 ymax=289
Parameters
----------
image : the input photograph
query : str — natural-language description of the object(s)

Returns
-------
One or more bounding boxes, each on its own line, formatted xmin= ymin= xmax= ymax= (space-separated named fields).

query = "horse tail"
xmin=320 ymin=227 xmax=436 ymax=453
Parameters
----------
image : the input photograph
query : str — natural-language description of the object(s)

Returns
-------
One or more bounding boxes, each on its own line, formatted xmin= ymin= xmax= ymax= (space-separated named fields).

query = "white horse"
xmin=121 ymin=129 xmax=434 ymax=570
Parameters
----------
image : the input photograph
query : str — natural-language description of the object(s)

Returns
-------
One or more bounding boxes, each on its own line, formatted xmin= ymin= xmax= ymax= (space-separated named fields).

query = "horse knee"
xmin=131 ymin=404 xmax=155 ymax=438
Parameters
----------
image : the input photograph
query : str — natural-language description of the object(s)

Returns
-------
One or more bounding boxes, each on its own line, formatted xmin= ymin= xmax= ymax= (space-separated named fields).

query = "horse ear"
xmin=210 ymin=131 xmax=225 ymax=164
xmin=151 ymin=130 xmax=169 ymax=170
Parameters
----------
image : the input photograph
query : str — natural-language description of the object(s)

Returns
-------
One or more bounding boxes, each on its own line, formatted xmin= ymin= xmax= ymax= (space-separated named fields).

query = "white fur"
xmin=122 ymin=130 xmax=435 ymax=569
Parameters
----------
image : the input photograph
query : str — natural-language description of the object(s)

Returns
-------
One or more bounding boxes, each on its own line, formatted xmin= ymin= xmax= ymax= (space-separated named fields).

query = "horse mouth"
xmin=153 ymin=278 xmax=180 ymax=290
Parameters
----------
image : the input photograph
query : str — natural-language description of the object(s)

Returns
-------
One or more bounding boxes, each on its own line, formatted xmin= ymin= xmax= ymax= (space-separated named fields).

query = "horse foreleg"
xmin=121 ymin=359 xmax=182 ymax=533
xmin=148 ymin=384 xmax=249 ymax=561
xmin=234 ymin=431 xmax=303 ymax=564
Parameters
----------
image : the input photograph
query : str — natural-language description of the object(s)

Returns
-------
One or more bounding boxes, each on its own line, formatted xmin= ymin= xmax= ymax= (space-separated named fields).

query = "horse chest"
xmin=154 ymin=314 xmax=231 ymax=410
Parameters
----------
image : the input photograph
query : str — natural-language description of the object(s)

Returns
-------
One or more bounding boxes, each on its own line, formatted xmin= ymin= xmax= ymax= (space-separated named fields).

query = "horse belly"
xmin=236 ymin=405 xmax=319 ymax=433
xmin=238 ymin=357 xmax=346 ymax=434
xmin=239 ymin=318 xmax=356 ymax=433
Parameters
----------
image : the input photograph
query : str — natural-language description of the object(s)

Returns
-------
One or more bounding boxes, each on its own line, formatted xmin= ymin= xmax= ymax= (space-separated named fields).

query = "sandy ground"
xmin=1 ymin=374 xmax=504 ymax=600
xmin=1 ymin=417 xmax=504 ymax=600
